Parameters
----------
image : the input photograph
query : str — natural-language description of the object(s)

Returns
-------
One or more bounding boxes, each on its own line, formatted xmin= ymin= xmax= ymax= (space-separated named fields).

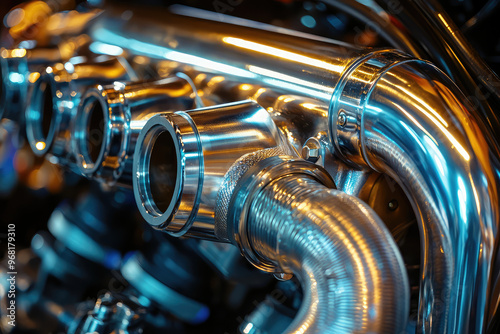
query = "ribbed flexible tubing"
xmin=247 ymin=175 xmax=410 ymax=333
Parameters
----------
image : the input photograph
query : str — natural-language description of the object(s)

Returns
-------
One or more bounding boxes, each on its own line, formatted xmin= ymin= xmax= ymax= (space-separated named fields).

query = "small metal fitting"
xmin=301 ymin=137 xmax=321 ymax=163
xmin=337 ymin=110 xmax=347 ymax=128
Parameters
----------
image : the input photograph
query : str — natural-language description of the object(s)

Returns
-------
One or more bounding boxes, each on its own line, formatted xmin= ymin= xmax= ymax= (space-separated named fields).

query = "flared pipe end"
xmin=133 ymin=113 xmax=192 ymax=235
xmin=74 ymin=88 xmax=109 ymax=176
xmin=25 ymin=69 xmax=58 ymax=156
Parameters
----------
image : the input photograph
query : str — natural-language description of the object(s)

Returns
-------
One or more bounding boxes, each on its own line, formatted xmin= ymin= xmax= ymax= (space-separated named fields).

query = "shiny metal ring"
xmin=227 ymin=155 xmax=335 ymax=273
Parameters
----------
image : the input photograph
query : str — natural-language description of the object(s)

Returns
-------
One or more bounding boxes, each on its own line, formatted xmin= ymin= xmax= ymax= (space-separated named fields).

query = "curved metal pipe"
xmin=89 ymin=5 xmax=499 ymax=332
xmin=251 ymin=176 xmax=408 ymax=333
xmin=332 ymin=54 xmax=500 ymax=333
xmin=74 ymin=77 xmax=197 ymax=186
xmin=219 ymin=156 xmax=409 ymax=333
xmin=322 ymin=0 xmax=500 ymax=156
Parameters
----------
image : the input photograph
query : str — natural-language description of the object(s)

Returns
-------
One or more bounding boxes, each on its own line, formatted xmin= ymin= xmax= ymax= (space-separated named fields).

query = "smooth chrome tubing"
xmin=74 ymin=77 xmax=197 ymax=186
xmin=25 ymin=56 xmax=131 ymax=158
xmin=133 ymin=100 xmax=291 ymax=240
xmin=323 ymin=0 xmax=500 ymax=155
xmin=85 ymin=6 xmax=498 ymax=331
xmin=88 ymin=5 xmax=370 ymax=152
xmin=332 ymin=54 xmax=500 ymax=333
xmin=233 ymin=166 xmax=409 ymax=333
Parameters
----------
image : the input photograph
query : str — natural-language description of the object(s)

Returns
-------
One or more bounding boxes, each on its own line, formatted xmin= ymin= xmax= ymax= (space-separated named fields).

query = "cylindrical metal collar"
xmin=226 ymin=155 xmax=335 ymax=273
xmin=133 ymin=111 xmax=203 ymax=236
xmin=74 ymin=83 xmax=130 ymax=183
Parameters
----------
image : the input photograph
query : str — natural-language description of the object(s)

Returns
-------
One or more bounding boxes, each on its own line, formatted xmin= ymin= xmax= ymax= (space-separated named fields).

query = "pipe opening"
xmin=26 ymin=78 xmax=56 ymax=154
xmin=148 ymin=130 xmax=178 ymax=213
xmin=135 ymin=122 xmax=182 ymax=227
xmin=86 ymin=99 xmax=105 ymax=164
xmin=76 ymin=96 xmax=107 ymax=171
xmin=41 ymin=83 xmax=53 ymax=139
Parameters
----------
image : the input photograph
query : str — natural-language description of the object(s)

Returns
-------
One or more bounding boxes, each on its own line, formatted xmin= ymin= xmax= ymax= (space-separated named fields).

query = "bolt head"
xmin=301 ymin=141 xmax=320 ymax=162
xmin=338 ymin=111 xmax=347 ymax=127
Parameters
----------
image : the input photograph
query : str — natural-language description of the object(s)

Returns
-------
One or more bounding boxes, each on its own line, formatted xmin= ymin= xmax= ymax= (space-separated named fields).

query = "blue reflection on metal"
xmin=94 ymin=28 xmax=257 ymax=79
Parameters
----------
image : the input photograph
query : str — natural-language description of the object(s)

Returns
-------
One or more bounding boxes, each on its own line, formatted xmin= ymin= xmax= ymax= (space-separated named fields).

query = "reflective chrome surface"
xmin=230 ymin=158 xmax=409 ymax=333
xmin=324 ymin=0 xmax=500 ymax=156
xmin=74 ymin=77 xmax=197 ymax=186
xmin=133 ymin=100 xmax=290 ymax=239
xmin=76 ymin=5 xmax=500 ymax=332
xmin=88 ymin=5 xmax=368 ymax=154
xmin=0 ymin=36 xmax=92 ymax=123
xmin=25 ymin=56 xmax=131 ymax=158
xmin=2 ymin=1 xmax=500 ymax=333
xmin=332 ymin=53 xmax=500 ymax=333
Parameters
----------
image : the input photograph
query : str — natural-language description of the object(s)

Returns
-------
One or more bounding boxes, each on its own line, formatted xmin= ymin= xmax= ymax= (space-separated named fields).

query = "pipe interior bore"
xmin=27 ymin=79 xmax=57 ymax=154
xmin=84 ymin=98 xmax=105 ymax=164
xmin=41 ymin=82 xmax=53 ymax=139
xmin=148 ymin=130 xmax=178 ymax=213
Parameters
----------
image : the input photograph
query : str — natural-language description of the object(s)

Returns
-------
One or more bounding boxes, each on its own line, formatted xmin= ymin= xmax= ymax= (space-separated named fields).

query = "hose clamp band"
xmin=227 ymin=156 xmax=335 ymax=273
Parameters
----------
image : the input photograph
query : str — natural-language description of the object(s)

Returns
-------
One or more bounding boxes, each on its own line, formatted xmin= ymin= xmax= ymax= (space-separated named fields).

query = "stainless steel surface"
xmin=87 ymin=5 xmax=366 ymax=154
xmin=133 ymin=100 xmax=291 ymax=239
xmin=82 ymin=6 xmax=500 ymax=332
xmin=236 ymin=166 xmax=409 ymax=333
xmin=3 ymin=1 xmax=500 ymax=333
xmin=0 ymin=36 xmax=92 ymax=123
xmin=332 ymin=52 xmax=500 ymax=333
xmin=25 ymin=56 xmax=132 ymax=158
xmin=323 ymin=0 xmax=500 ymax=155
xmin=73 ymin=77 xmax=197 ymax=186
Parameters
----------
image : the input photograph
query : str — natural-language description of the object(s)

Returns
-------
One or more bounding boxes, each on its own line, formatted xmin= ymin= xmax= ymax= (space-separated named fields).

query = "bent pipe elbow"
xmin=331 ymin=54 xmax=500 ymax=333
xmin=219 ymin=156 xmax=410 ymax=333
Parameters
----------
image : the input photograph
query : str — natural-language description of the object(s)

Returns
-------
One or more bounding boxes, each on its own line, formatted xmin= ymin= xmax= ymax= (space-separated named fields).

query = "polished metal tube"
xmin=331 ymin=53 xmax=500 ymax=333
xmin=244 ymin=173 xmax=409 ymax=333
xmin=74 ymin=77 xmax=197 ymax=186
xmin=88 ymin=5 xmax=367 ymax=153
xmin=25 ymin=56 xmax=132 ymax=159
xmin=89 ymin=5 xmax=499 ymax=332
xmin=322 ymin=0 xmax=500 ymax=156
xmin=0 ymin=47 xmax=58 ymax=123
xmin=133 ymin=100 xmax=292 ymax=239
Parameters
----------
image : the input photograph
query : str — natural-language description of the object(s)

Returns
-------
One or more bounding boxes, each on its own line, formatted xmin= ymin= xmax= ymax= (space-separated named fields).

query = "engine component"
xmin=74 ymin=76 xmax=197 ymax=186
xmin=133 ymin=100 xmax=292 ymax=239
xmin=25 ymin=56 xmax=133 ymax=159
xmin=1 ymin=1 xmax=500 ymax=333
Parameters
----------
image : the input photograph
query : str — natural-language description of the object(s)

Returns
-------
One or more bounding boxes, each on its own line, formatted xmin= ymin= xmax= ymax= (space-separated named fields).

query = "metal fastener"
xmin=301 ymin=138 xmax=321 ymax=163
xmin=337 ymin=111 xmax=347 ymax=128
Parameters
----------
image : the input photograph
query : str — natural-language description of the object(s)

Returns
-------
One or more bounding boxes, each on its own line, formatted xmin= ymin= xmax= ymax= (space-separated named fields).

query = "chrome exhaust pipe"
xmin=96 ymin=5 xmax=500 ymax=332
xmin=330 ymin=51 xmax=499 ymax=334
xmin=223 ymin=156 xmax=409 ymax=333
xmin=25 ymin=56 xmax=132 ymax=159
xmin=133 ymin=100 xmax=292 ymax=239
xmin=134 ymin=100 xmax=410 ymax=332
xmin=73 ymin=76 xmax=197 ymax=186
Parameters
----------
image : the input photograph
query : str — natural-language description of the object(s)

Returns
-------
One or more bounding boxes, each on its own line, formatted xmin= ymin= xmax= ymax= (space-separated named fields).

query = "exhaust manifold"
xmin=6 ymin=4 xmax=500 ymax=334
